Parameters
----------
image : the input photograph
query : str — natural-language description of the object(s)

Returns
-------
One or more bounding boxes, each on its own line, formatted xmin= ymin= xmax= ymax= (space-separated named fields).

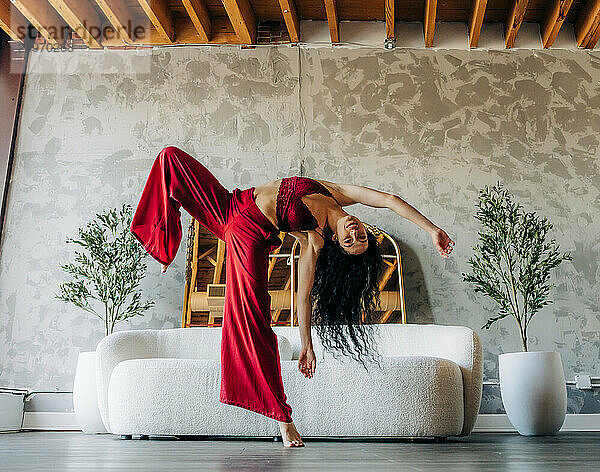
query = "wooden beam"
xmin=136 ymin=0 xmax=174 ymax=43
xmin=100 ymin=15 xmax=241 ymax=46
xmin=323 ymin=0 xmax=339 ymax=43
xmin=468 ymin=0 xmax=488 ymax=48
xmin=12 ymin=0 xmax=70 ymax=46
xmin=273 ymin=276 xmax=291 ymax=323
xmin=586 ymin=15 xmax=600 ymax=47
xmin=378 ymin=260 xmax=397 ymax=292
xmin=278 ymin=0 xmax=299 ymax=43
xmin=213 ymin=239 xmax=225 ymax=284
xmin=505 ymin=0 xmax=530 ymax=49
xmin=0 ymin=0 xmax=29 ymax=42
xmin=222 ymin=0 xmax=256 ymax=44
xmin=575 ymin=0 xmax=600 ymax=48
xmin=176 ymin=15 xmax=239 ymax=44
xmin=267 ymin=238 xmax=283 ymax=279
xmin=359 ymin=258 xmax=400 ymax=322
xmin=198 ymin=245 xmax=215 ymax=260
xmin=47 ymin=0 xmax=102 ymax=49
xmin=95 ymin=0 xmax=136 ymax=44
xmin=385 ymin=0 xmax=394 ymax=40
xmin=423 ymin=0 xmax=437 ymax=47
xmin=380 ymin=310 xmax=394 ymax=323
xmin=541 ymin=0 xmax=574 ymax=48
xmin=181 ymin=0 xmax=211 ymax=42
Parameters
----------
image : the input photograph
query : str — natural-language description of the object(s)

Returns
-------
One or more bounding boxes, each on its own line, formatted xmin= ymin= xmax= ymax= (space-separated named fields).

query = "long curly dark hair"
xmin=310 ymin=224 xmax=385 ymax=371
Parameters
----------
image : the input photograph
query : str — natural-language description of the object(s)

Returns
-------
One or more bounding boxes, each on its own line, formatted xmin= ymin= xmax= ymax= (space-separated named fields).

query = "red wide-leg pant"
xmin=130 ymin=145 xmax=293 ymax=423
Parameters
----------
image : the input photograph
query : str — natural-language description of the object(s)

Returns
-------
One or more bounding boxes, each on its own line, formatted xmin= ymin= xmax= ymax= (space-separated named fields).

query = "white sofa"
xmin=96 ymin=324 xmax=482 ymax=438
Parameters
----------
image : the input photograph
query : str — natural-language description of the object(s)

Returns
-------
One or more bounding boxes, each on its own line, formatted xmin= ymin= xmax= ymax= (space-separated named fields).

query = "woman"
xmin=130 ymin=146 xmax=455 ymax=448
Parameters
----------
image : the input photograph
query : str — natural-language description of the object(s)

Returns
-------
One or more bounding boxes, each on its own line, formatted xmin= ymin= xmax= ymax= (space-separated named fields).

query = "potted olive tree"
xmin=462 ymin=182 xmax=572 ymax=436
xmin=56 ymin=203 xmax=155 ymax=433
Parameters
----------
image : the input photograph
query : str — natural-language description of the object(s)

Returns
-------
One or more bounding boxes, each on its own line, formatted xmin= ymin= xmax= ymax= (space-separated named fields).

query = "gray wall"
xmin=0 ymin=44 xmax=598 ymax=414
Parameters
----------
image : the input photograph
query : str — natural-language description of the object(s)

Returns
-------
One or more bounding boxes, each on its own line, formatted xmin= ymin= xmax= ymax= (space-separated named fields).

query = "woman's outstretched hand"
xmin=298 ymin=346 xmax=316 ymax=379
xmin=431 ymin=228 xmax=455 ymax=258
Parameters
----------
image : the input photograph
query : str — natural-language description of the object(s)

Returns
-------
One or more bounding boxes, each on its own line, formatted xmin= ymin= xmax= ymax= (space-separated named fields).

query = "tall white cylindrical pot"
xmin=499 ymin=351 xmax=567 ymax=436
xmin=73 ymin=351 xmax=107 ymax=434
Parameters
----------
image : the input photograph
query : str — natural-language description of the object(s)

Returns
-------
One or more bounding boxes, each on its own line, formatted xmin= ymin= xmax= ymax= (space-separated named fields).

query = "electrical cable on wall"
xmin=297 ymin=44 xmax=306 ymax=177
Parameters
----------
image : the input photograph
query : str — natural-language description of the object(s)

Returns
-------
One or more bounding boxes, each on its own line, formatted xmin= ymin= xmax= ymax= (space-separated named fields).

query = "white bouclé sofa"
xmin=96 ymin=324 xmax=483 ymax=439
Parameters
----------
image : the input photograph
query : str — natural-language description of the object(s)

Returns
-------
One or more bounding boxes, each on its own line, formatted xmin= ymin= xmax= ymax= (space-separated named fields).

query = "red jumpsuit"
xmin=130 ymin=145 xmax=292 ymax=422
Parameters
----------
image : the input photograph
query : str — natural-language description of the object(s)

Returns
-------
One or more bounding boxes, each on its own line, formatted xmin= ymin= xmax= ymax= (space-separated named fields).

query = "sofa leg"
xmin=138 ymin=435 xmax=150 ymax=440
xmin=120 ymin=434 xmax=132 ymax=440
xmin=434 ymin=436 xmax=447 ymax=443
xmin=273 ymin=435 xmax=281 ymax=442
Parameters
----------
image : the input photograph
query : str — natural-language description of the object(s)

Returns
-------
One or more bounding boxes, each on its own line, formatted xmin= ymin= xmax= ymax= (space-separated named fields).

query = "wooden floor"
xmin=0 ymin=431 xmax=598 ymax=471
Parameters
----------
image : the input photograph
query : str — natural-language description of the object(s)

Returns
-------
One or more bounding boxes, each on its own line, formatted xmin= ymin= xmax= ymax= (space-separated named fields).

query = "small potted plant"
xmin=56 ymin=203 xmax=155 ymax=433
xmin=462 ymin=182 xmax=572 ymax=436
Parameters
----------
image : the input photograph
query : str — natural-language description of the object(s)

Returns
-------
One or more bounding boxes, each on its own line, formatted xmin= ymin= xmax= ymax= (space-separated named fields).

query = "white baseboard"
xmin=473 ymin=414 xmax=600 ymax=432
xmin=22 ymin=412 xmax=81 ymax=431
xmin=18 ymin=412 xmax=600 ymax=433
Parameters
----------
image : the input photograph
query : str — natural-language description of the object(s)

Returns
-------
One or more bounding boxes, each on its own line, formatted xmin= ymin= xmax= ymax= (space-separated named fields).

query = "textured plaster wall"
xmin=0 ymin=45 xmax=598 ymax=415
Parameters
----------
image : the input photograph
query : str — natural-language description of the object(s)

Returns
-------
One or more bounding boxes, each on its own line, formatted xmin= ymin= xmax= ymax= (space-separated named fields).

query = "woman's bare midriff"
xmin=252 ymin=179 xmax=283 ymax=231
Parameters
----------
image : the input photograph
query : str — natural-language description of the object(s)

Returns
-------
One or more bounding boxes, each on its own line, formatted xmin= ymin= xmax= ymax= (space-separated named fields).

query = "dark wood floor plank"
xmin=0 ymin=431 xmax=598 ymax=471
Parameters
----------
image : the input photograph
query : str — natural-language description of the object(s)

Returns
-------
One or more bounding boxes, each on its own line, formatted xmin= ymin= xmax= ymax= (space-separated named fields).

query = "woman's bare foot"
xmin=278 ymin=421 xmax=304 ymax=447
xmin=161 ymin=263 xmax=167 ymax=273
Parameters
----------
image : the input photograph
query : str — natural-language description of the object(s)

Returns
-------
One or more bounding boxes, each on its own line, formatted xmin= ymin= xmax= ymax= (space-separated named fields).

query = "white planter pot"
xmin=499 ymin=351 xmax=567 ymax=436
xmin=73 ymin=351 xmax=107 ymax=434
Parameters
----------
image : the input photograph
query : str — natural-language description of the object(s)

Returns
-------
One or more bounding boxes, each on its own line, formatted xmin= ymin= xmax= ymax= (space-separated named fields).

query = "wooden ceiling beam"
xmin=385 ymin=0 xmax=394 ymax=40
xmin=95 ymin=0 xmax=136 ymax=44
xmin=505 ymin=0 xmax=530 ymax=48
xmin=181 ymin=0 xmax=211 ymax=42
xmin=575 ymin=0 xmax=600 ymax=48
xmin=468 ymin=0 xmax=488 ymax=48
xmin=12 ymin=0 xmax=70 ymax=46
xmin=222 ymin=0 xmax=256 ymax=44
xmin=100 ymin=15 xmax=241 ymax=46
xmin=424 ymin=0 xmax=437 ymax=47
xmin=324 ymin=0 xmax=339 ymax=43
xmin=175 ymin=16 xmax=239 ymax=44
xmin=278 ymin=0 xmax=299 ymax=43
xmin=0 ymin=0 xmax=29 ymax=42
xmin=47 ymin=0 xmax=102 ymax=49
xmin=136 ymin=0 xmax=174 ymax=43
xmin=541 ymin=0 xmax=575 ymax=47
xmin=586 ymin=15 xmax=600 ymax=47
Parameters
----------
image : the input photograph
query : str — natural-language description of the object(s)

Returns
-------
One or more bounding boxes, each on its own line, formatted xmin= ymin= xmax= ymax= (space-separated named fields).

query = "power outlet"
xmin=575 ymin=374 xmax=592 ymax=390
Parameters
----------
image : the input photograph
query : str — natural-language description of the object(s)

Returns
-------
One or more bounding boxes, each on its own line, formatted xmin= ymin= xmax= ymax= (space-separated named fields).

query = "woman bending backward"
xmin=130 ymin=146 xmax=455 ymax=447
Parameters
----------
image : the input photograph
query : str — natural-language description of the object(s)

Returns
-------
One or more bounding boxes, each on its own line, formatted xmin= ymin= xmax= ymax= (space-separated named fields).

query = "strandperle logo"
xmin=13 ymin=21 xmax=150 ymax=50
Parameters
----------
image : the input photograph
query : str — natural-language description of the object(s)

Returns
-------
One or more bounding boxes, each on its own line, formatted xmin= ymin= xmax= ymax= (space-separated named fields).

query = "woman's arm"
xmin=293 ymin=233 xmax=319 ymax=378
xmin=318 ymin=180 xmax=454 ymax=258
xmin=386 ymin=194 xmax=439 ymax=235
xmin=295 ymin=237 xmax=318 ymax=349
xmin=319 ymin=180 xmax=440 ymax=235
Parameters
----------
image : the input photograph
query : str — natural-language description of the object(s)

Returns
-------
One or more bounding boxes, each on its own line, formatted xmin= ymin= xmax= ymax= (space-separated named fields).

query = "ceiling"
xmin=0 ymin=0 xmax=598 ymax=50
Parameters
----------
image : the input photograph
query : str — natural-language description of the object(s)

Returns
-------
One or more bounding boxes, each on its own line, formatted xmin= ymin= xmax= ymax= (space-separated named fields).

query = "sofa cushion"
xmin=107 ymin=355 xmax=464 ymax=437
